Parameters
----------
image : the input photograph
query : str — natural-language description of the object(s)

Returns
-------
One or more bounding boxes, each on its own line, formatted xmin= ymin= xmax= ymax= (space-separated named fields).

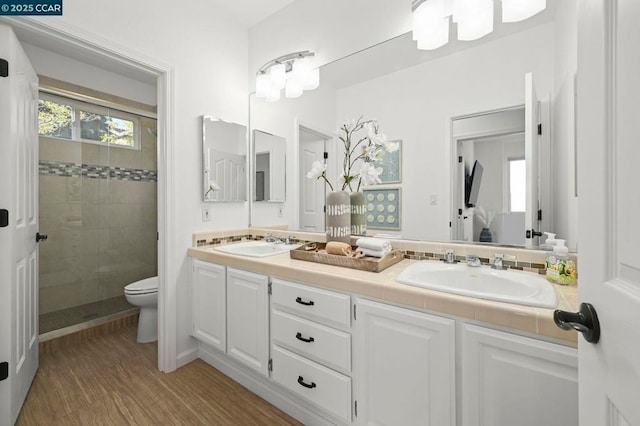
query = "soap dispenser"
xmin=545 ymin=239 xmax=576 ymax=285
xmin=541 ymin=232 xmax=557 ymax=250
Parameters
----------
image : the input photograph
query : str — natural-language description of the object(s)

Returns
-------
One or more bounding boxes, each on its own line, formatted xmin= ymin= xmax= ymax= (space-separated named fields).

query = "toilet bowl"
xmin=124 ymin=276 xmax=158 ymax=343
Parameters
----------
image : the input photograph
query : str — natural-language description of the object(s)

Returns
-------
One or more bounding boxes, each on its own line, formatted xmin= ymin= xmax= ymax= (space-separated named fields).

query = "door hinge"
xmin=537 ymin=209 xmax=542 ymax=221
xmin=0 ymin=59 xmax=8 ymax=78
xmin=268 ymin=282 xmax=272 ymax=295
xmin=157 ymin=231 xmax=159 ymax=241
xmin=537 ymin=123 xmax=542 ymax=135
xmin=323 ymin=152 xmax=328 ymax=159
xmin=458 ymin=156 xmax=463 ymax=163
xmin=268 ymin=358 xmax=273 ymax=372
xmin=323 ymin=205 xmax=326 ymax=213
xmin=449 ymin=221 xmax=452 ymax=227
xmin=353 ymin=304 xmax=357 ymax=320
xmin=0 ymin=209 xmax=8 ymax=228
xmin=0 ymin=362 xmax=8 ymax=381
xmin=354 ymin=400 xmax=358 ymax=417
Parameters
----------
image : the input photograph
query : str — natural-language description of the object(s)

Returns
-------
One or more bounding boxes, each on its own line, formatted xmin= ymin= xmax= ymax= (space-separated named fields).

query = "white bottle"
xmin=545 ymin=240 xmax=576 ymax=285
xmin=541 ymin=232 xmax=557 ymax=250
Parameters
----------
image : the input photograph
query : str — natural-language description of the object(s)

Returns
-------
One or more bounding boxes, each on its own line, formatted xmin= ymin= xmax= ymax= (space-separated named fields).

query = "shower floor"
xmin=39 ymin=296 xmax=135 ymax=335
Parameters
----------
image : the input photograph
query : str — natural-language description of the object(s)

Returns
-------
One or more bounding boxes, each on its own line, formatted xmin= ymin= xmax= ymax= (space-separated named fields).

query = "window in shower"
xmin=38 ymin=93 xmax=139 ymax=149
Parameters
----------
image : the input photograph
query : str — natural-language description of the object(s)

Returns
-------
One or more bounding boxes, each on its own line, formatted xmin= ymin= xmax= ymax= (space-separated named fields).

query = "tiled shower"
xmin=38 ymin=116 xmax=157 ymax=334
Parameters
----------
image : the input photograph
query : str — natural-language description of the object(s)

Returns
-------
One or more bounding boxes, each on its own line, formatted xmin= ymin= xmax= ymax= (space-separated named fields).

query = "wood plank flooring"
xmin=17 ymin=325 xmax=301 ymax=425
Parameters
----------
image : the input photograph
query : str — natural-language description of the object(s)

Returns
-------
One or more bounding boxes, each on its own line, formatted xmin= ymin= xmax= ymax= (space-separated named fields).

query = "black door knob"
xmin=554 ymin=303 xmax=600 ymax=343
xmin=36 ymin=232 xmax=48 ymax=243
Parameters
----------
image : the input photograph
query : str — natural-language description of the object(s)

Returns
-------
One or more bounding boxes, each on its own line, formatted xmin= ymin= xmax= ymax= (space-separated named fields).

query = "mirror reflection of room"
xmin=248 ymin=1 xmax=577 ymax=250
xmin=253 ymin=130 xmax=286 ymax=203
xmin=202 ymin=116 xmax=247 ymax=202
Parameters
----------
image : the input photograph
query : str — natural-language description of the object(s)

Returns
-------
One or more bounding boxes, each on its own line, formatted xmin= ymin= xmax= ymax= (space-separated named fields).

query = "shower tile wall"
xmin=39 ymin=117 xmax=157 ymax=316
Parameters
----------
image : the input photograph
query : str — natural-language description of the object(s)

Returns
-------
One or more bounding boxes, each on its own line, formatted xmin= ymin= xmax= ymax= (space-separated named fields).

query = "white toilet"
xmin=124 ymin=276 xmax=158 ymax=343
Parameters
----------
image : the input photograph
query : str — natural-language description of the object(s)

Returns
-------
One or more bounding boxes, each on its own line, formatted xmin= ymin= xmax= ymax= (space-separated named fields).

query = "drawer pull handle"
xmin=295 ymin=332 xmax=315 ymax=343
xmin=295 ymin=297 xmax=315 ymax=306
xmin=297 ymin=376 xmax=317 ymax=389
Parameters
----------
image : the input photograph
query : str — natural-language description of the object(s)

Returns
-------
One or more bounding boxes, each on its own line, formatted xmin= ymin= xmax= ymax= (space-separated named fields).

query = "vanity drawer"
xmin=271 ymin=278 xmax=351 ymax=328
xmin=271 ymin=345 xmax=351 ymax=424
xmin=271 ymin=309 xmax=351 ymax=374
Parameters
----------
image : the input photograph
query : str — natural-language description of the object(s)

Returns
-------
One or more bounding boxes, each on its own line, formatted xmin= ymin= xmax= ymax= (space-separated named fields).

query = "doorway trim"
xmin=3 ymin=17 xmax=177 ymax=372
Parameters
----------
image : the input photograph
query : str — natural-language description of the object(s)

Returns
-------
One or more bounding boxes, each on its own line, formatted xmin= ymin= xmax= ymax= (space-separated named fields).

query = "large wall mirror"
xmin=249 ymin=1 xmax=577 ymax=250
xmin=202 ymin=116 xmax=247 ymax=202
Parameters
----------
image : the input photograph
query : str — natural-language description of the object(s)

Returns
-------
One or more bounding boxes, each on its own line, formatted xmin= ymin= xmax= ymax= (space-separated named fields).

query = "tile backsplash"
xmin=192 ymin=228 xmax=572 ymax=277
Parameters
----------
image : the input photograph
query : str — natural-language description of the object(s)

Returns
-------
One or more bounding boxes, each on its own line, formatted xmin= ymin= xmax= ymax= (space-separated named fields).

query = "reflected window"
xmin=509 ymin=158 xmax=526 ymax=212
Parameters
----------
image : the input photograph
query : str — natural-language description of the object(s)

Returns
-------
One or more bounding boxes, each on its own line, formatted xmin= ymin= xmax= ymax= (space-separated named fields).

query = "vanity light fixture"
xmin=255 ymin=50 xmax=319 ymax=102
xmin=412 ymin=0 xmax=546 ymax=50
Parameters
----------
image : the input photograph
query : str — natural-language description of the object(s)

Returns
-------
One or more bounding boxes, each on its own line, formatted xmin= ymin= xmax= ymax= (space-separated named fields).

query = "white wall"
xmin=21 ymin=0 xmax=250 ymax=359
xmin=22 ymin=42 xmax=157 ymax=106
xmin=335 ymin=24 xmax=555 ymax=241
xmin=552 ymin=0 xmax=578 ymax=249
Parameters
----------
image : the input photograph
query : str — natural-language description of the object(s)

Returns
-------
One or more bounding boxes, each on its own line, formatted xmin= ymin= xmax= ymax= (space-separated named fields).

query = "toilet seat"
xmin=124 ymin=277 xmax=158 ymax=295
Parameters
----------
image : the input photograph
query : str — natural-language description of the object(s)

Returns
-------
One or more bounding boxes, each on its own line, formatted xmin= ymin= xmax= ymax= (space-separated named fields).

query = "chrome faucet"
xmin=466 ymin=255 xmax=482 ymax=267
xmin=265 ymin=233 xmax=283 ymax=244
xmin=493 ymin=253 xmax=505 ymax=270
xmin=443 ymin=249 xmax=456 ymax=264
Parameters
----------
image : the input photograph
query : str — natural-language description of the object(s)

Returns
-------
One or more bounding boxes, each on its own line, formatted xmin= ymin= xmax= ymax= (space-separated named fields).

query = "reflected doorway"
xmin=299 ymin=126 xmax=332 ymax=232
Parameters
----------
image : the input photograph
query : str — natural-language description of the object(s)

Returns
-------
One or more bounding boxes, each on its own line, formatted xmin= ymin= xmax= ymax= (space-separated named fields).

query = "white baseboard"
xmin=176 ymin=347 xmax=199 ymax=368
xmin=198 ymin=344 xmax=337 ymax=426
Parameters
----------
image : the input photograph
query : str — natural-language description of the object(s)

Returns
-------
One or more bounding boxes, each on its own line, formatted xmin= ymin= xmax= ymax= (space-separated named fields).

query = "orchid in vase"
xmin=306 ymin=117 xmax=399 ymax=192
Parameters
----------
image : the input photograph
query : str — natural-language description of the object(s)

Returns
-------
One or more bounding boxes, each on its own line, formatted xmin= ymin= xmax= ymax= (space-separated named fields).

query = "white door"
xmin=524 ymin=72 xmax=540 ymax=248
xmin=191 ymin=260 xmax=226 ymax=352
xmin=226 ymin=268 xmax=269 ymax=376
xmin=574 ymin=1 xmax=640 ymax=425
xmin=0 ymin=24 xmax=39 ymax=425
xmin=355 ymin=299 xmax=455 ymax=425
xmin=299 ymin=137 xmax=326 ymax=231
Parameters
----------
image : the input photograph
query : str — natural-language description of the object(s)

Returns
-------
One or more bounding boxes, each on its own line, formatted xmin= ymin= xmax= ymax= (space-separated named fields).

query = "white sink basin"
xmin=212 ymin=241 xmax=300 ymax=258
xmin=396 ymin=261 xmax=557 ymax=308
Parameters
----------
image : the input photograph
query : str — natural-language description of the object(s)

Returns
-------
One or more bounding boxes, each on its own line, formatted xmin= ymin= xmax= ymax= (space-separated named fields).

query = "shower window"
xmin=38 ymin=93 xmax=139 ymax=150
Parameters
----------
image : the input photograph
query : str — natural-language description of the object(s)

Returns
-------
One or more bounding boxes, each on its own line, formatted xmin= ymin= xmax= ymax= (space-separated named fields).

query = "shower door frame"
xmin=3 ymin=17 xmax=177 ymax=373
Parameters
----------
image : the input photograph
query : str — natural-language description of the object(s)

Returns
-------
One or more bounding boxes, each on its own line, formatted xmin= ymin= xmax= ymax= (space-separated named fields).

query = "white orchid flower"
xmin=358 ymin=162 xmax=383 ymax=186
xmin=208 ymin=181 xmax=221 ymax=191
xmin=383 ymin=139 xmax=399 ymax=153
xmin=306 ymin=160 xmax=326 ymax=179
xmin=363 ymin=146 xmax=384 ymax=162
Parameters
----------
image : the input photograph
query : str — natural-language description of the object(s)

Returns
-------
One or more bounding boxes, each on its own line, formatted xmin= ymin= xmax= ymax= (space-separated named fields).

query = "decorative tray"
xmin=289 ymin=243 xmax=404 ymax=273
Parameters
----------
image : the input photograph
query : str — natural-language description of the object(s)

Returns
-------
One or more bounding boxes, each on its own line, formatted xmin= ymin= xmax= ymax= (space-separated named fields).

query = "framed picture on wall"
xmin=374 ymin=139 xmax=402 ymax=184
xmin=363 ymin=188 xmax=401 ymax=231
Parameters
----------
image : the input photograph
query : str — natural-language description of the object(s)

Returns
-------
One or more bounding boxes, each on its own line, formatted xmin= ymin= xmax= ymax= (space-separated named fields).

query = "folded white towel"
xmin=358 ymin=247 xmax=391 ymax=258
xmin=356 ymin=237 xmax=392 ymax=252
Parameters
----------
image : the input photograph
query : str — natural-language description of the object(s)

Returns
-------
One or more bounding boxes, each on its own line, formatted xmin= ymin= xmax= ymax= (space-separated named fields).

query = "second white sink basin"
xmin=396 ymin=261 xmax=557 ymax=308
xmin=212 ymin=241 xmax=300 ymax=258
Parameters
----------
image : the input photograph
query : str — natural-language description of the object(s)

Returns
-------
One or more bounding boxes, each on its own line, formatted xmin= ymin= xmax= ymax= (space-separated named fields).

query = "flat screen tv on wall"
xmin=465 ymin=160 xmax=484 ymax=208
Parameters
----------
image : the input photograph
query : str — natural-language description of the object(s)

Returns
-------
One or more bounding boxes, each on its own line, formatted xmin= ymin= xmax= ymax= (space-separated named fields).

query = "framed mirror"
xmin=253 ymin=130 xmax=286 ymax=202
xmin=249 ymin=2 xmax=577 ymax=250
xmin=202 ymin=116 xmax=247 ymax=202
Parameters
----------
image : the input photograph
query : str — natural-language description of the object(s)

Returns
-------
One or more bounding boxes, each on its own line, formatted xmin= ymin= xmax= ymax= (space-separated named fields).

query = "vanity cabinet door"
xmin=191 ymin=259 xmax=226 ymax=352
xmin=226 ymin=267 xmax=269 ymax=376
xmin=461 ymin=323 xmax=578 ymax=426
xmin=354 ymin=299 xmax=455 ymax=426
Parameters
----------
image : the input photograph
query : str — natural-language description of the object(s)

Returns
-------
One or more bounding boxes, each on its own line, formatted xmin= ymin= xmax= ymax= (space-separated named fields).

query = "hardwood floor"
xmin=17 ymin=325 xmax=301 ymax=425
